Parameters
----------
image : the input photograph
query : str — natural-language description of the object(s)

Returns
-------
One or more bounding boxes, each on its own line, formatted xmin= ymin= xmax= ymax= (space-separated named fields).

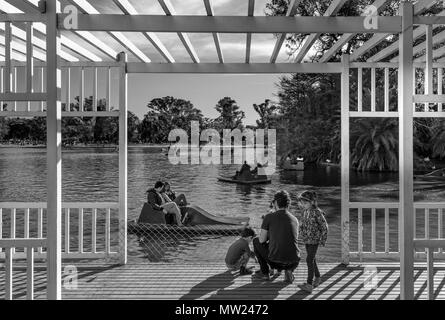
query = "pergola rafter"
xmin=158 ymin=0 xmax=199 ymax=63
xmin=1 ymin=0 xmax=445 ymax=302
xmin=350 ymin=0 xmax=436 ymax=61
xmin=294 ymin=0 xmax=347 ymax=63
xmin=269 ymin=0 xmax=301 ymax=63
xmin=319 ymin=0 xmax=391 ymax=63
xmin=204 ymin=0 xmax=223 ymax=63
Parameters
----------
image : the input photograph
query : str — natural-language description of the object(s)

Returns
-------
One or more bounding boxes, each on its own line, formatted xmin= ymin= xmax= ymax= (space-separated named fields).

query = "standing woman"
xmin=297 ymin=191 xmax=328 ymax=293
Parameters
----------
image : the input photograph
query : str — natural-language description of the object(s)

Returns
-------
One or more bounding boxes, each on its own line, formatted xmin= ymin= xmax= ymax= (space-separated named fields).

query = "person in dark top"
xmin=162 ymin=182 xmax=188 ymax=207
xmin=146 ymin=181 xmax=183 ymax=226
xmin=253 ymin=190 xmax=300 ymax=282
xmin=225 ymin=227 xmax=256 ymax=275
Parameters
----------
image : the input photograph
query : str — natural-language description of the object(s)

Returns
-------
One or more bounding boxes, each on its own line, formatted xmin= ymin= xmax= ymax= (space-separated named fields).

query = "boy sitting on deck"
xmin=225 ymin=227 xmax=256 ymax=275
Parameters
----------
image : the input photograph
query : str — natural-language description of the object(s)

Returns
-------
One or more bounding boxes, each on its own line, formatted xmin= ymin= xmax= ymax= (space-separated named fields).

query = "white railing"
xmin=347 ymin=202 xmax=445 ymax=260
xmin=0 ymin=202 xmax=119 ymax=260
xmin=0 ymin=238 xmax=46 ymax=300
xmin=414 ymin=239 xmax=445 ymax=300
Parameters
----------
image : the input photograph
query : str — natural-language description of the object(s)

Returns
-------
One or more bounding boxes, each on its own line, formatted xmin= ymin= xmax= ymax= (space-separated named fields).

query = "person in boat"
xmin=253 ymin=190 xmax=300 ymax=282
xmin=225 ymin=227 xmax=256 ymax=275
xmin=162 ymin=182 xmax=188 ymax=207
xmin=146 ymin=181 xmax=183 ymax=226
xmin=251 ymin=162 xmax=264 ymax=176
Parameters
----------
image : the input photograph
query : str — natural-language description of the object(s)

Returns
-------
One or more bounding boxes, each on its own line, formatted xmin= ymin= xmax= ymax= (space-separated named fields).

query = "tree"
xmin=139 ymin=96 xmax=205 ymax=143
xmin=214 ymin=97 xmax=245 ymax=131
xmin=253 ymin=99 xmax=280 ymax=129
xmin=351 ymin=118 xmax=398 ymax=172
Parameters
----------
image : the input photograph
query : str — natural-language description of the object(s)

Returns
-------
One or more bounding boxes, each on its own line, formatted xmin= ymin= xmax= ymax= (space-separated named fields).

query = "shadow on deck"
xmin=1 ymin=263 xmax=445 ymax=300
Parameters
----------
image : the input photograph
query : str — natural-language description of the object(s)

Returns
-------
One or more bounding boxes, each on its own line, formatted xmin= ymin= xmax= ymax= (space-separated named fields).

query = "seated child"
xmin=225 ymin=227 xmax=256 ymax=275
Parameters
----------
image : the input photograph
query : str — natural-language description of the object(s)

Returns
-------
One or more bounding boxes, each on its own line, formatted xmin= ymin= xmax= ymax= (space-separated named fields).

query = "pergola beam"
xmin=350 ymin=0 xmax=435 ymax=61
xmin=203 ymin=0 xmax=223 ymax=63
xmin=270 ymin=0 xmax=301 ymax=63
xmin=158 ymin=0 xmax=199 ymax=63
xmin=294 ymin=0 xmax=347 ymax=63
xmin=320 ymin=0 xmax=391 ymax=63
xmin=61 ymin=15 xmax=403 ymax=34
xmin=126 ymin=62 xmax=343 ymax=74
xmin=112 ymin=0 xmax=174 ymax=63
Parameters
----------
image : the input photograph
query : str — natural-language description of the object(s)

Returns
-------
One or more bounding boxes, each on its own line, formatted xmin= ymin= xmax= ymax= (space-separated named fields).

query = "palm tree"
xmin=351 ymin=118 xmax=398 ymax=172
xmin=431 ymin=120 xmax=445 ymax=159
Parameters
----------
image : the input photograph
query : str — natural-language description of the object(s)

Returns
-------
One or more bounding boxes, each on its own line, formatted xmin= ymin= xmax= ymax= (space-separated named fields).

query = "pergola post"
xmin=398 ymin=0 xmax=414 ymax=300
xmin=45 ymin=0 xmax=62 ymax=300
xmin=118 ymin=52 xmax=128 ymax=265
xmin=341 ymin=54 xmax=350 ymax=265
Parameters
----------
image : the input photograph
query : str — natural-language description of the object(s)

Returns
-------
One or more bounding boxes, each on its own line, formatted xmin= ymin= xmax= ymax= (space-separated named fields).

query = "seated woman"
xmin=163 ymin=182 xmax=188 ymax=207
xmin=147 ymin=181 xmax=183 ymax=226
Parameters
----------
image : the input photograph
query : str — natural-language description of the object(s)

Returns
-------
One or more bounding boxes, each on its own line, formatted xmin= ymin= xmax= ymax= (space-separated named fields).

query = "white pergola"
xmin=1 ymin=0 xmax=445 ymax=300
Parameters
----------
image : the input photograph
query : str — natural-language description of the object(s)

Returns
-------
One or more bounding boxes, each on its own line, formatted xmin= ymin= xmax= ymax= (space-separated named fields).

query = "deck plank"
xmin=0 ymin=263 xmax=444 ymax=300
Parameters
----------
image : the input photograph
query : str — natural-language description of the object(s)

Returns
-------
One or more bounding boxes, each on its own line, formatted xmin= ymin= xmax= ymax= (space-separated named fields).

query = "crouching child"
xmin=225 ymin=227 xmax=256 ymax=275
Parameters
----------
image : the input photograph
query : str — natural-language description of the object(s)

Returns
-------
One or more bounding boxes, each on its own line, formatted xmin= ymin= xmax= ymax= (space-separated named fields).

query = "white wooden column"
xmin=341 ymin=54 xmax=350 ymax=265
xmin=118 ymin=52 xmax=128 ymax=264
xmin=398 ymin=1 xmax=414 ymax=301
xmin=46 ymin=0 xmax=62 ymax=300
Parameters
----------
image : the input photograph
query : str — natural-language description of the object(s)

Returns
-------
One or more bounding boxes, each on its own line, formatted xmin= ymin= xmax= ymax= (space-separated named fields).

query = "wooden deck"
xmin=1 ymin=263 xmax=445 ymax=300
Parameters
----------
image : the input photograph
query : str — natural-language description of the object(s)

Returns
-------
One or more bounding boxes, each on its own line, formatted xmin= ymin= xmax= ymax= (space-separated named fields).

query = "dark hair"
xmin=154 ymin=181 xmax=164 ymax=189
xmin=241 ymin=227 xmax=256 ymax=238
xmin=274 ymin=190 xmax=291 ymax=209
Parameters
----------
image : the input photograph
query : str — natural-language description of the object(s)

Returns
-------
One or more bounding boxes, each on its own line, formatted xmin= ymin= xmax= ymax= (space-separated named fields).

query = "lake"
xmin=0 ymin=146 xmax=443 ymax=263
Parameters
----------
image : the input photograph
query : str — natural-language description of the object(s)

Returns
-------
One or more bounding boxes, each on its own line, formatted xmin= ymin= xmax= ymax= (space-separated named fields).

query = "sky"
xmin=4 ymin=0 xmax=305 ymax=124
xmin=127 ymin=74 xmax=284 ymax=125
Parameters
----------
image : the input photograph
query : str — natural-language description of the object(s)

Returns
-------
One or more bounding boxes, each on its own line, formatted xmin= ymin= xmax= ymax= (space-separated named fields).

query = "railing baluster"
xmin=5 ymin=246 xmax=13 ymax=300
xmin=92 ymin=208 xmax=97 ymax=254
xmin=79 ymin=208 xmax=83 ymax=253
xmin=371 ymin=67 xmax=376 ymax=112
xmin=384 ymin=208 xmax=389 ymax=253
xmin=371 ymin=208 xmax=376 ymax=253
xmin=425 ymin=208 xmax=430 ymax=239
xmin=13 ymin=67 xmax=17 ymax=111
xmin=0 ymin=66 xmax=4 ymax=110
xmin=358 ymin=208 xmax=363 ymax=261
xmin=26 ymin=22 xmax=34 ymax=112
xmin=358 ymin=67 xmax=362 ymax=112
xmin=5 ymin=22 xmax=11 ymax=94
xmin=37 ymin=208 xmax=43 ymax=254
xmin=11 ymin=208 xmax=16 ymax=254
xmin=93 ymin=67 xmax=97 ymax=112
xmin=24 ymin=208 xmax=29 ymax=254
xmin=65 ymin=67 xmax=71 ymax=112
xmin=106 ymin=67 xmax=111 ymax=111
xmin=439 ymin=209 xmax=443 ymax=254
xmin=40 ymin=67 xmax=44 ymax=111
xmin=65 ymin=208 xmax=70 ymax=253
xmin=105 ymin=208 xmax=111 ymax=255
xmin=27 ymin=247 xmax=34 ymax=300
xmin=384 ymin=68 xmax=389 ymax=112
xmin=438 ymin=68 xmax=443 ymax=112
xmin=80 ymin=67 xmax=84 ymax=111
xmin=427 ymin=247 xmax=434 ymax=300
xmin=0 ymin=208 xmax=2 ymax=253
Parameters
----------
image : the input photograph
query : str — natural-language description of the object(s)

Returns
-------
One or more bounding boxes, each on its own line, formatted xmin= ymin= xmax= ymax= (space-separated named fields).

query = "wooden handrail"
xmin=0 ymin=238 xmax=47 ymax=248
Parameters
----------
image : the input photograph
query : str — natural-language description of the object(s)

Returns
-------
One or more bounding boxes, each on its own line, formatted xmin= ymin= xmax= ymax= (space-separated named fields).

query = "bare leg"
xmin=162 ymin=202 xmax=183 ymax=226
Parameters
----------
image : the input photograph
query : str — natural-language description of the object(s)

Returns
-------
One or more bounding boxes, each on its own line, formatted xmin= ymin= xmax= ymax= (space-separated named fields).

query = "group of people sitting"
xmin=146 ymin=181 xmax=188 ymax=226
xmin=225 ymin=190 xmax=328 ymax=294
